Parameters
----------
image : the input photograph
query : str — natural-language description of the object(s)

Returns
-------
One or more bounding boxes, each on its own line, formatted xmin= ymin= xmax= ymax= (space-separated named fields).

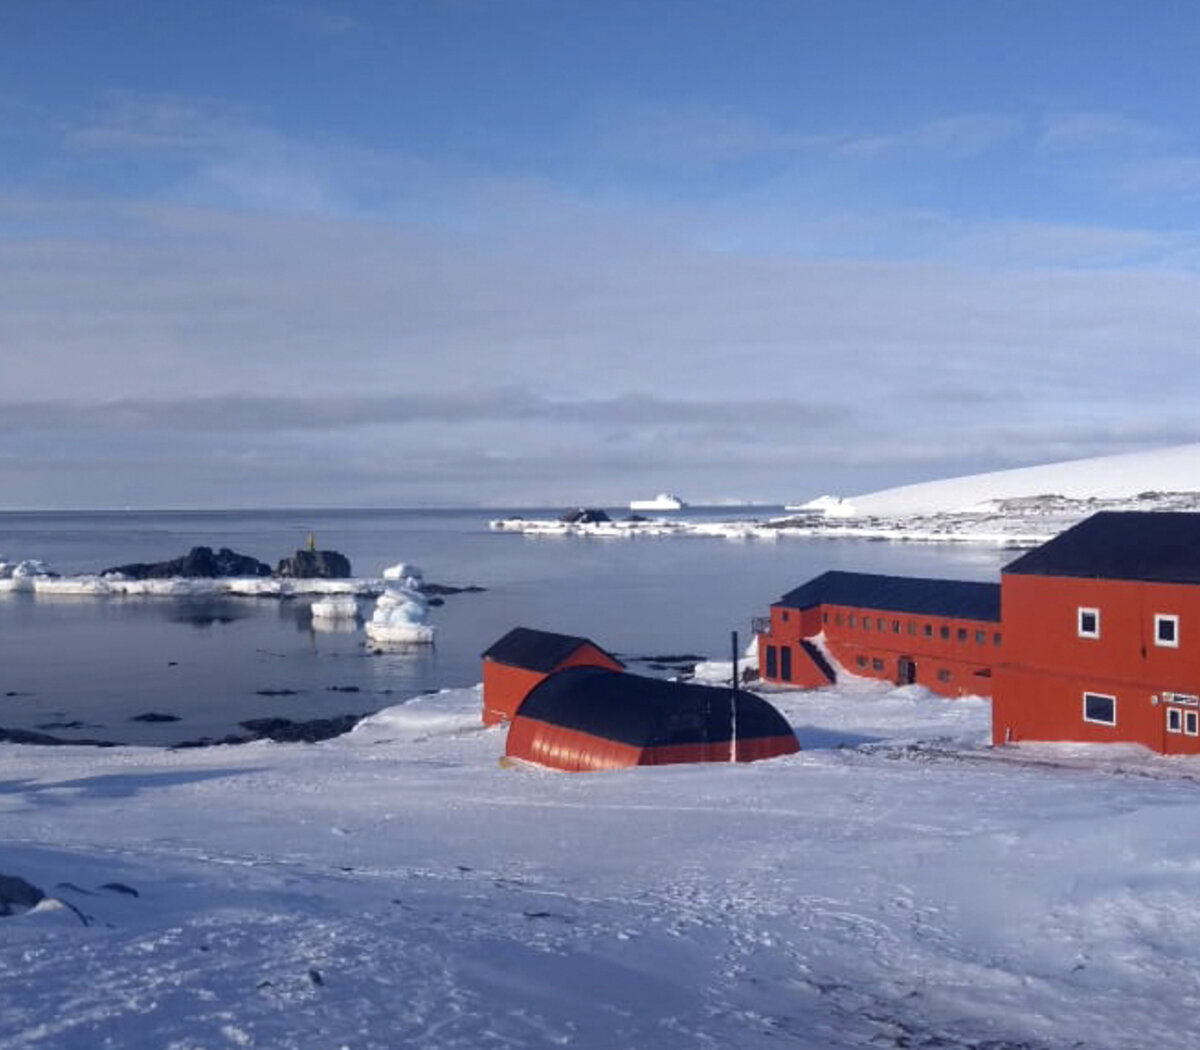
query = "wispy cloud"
xmin=1039 ymin=110 xmax=1165 ymax=153
xmin=263 ymin=3 xmax=360 ymax=38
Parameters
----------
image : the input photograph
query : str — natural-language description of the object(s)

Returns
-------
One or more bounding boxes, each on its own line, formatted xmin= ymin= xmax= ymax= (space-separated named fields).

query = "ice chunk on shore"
xmin=364 ymin=564 xmax=435 ymax=645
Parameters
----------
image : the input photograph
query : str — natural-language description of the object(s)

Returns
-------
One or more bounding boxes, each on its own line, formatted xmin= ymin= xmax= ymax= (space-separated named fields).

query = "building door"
xmin=897 ymin=656 xmax=916 ymax=686
xmin=780 ymin=645 xmax=792 ymax=682
xmin=1165 ymin=696 xmax=1200 ymax=753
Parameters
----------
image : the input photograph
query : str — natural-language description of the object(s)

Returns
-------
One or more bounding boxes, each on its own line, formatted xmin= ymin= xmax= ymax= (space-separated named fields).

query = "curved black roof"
xmin=774 ymin=570 xmax=1000 ymax=623
xmin=515 ymin=666 xmax=796 ymax=748
xmin=1004 ymin=511 xmax=1200 ymax=583
xmin=482 ymin=627 xmax=623 ymax=673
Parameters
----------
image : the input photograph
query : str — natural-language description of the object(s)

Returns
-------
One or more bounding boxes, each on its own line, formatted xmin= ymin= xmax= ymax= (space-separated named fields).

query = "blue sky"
xmin=4 ymin=1 xmax=1200 ymax=508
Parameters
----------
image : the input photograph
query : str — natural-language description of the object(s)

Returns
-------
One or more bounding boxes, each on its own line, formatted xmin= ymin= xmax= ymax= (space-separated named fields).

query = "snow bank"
xmin=848 ymin=442 xmax=1200 ymax=516
xmin=5 ymin=680 xmax=1200 ymax=1049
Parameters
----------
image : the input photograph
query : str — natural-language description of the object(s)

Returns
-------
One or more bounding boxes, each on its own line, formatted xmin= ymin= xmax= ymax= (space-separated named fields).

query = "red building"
xmin=756 ymin=570 xmax=1001 ymax=698
xmin=993 ymin=512 xmax=1200 ymax=755
xmin=480 ymin=627 xmax=624 ymax=726
xmin=506 ymin=666 xmax=799 ymax=772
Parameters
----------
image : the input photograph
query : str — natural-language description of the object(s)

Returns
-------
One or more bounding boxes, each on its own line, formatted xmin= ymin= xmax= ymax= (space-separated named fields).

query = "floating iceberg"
xmin=364 ymin=564 xmax=436 ymax=645
xmin=310 ymin=595 xmax=361 ymax=621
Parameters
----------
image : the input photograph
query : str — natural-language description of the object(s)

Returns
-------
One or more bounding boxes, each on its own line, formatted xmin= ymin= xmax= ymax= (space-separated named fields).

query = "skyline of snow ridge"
xmin=6 ymin=3 xmax=1200 ymax=508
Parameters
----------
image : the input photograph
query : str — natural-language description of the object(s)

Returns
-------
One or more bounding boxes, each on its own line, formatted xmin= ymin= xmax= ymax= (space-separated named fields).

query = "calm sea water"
xmin=0 ymin=508 xmax=1012 ymax=745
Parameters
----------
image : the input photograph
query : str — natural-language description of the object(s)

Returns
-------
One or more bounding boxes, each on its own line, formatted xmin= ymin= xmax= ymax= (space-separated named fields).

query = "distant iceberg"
xmin=630 ymin=493 xmax=686 ymax=511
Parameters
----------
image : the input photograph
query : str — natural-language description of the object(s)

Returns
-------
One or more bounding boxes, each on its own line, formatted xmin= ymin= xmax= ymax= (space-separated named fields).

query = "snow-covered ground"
xmin=5 ymin=677 xmax=1200 ymax=1049
xmin=494 ymin=444 xmax=1200 ymax=546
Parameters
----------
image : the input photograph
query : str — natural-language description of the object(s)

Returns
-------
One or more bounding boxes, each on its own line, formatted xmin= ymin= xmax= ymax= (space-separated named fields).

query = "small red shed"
xmin=505 ymin=666 xmax=799 ymax=772
xmin=481 ymin=627 xmax=624 ymax=726
xmin=995 ymin=511 xmax=1200 ymax=755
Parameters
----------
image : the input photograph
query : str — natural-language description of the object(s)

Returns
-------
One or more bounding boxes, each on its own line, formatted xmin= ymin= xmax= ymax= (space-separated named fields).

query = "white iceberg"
xmin=310 ymin=595 xmax=361 ymax=621
xmin=364 ymin=564 xmax=436 ymax=645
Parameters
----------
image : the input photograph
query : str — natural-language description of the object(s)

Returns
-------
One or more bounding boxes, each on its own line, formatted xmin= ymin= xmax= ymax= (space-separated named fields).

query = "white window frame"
xmin=1187 ymin=710 xmax=1199 ymax=737
xmin=1077 ymin=607 xmax=1100 ymax=639
xmin=1155 ymin=614 xmax=1180 ymax=648
xmin=1082 ymin=691 xmax=1117 ymax=726
xmin=1167 ymin=707 xmax=1183 ymax=734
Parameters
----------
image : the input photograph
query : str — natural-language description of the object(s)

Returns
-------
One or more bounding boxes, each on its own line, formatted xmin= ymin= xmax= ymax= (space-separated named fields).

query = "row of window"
xmin=825 ymin=609 xmax=1001 ymax=647
xmin=1077 ymin=607 xmax=1180 ymax=647
xmin=1083 ymin=691 xmax=1200 ymax=737
xmin=854 ymin=655 xmax=954 ymax=682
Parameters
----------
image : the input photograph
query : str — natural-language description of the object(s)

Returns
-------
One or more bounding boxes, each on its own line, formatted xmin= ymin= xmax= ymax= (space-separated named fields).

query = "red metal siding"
xmin=757 ymin=601 xmax=998 ymax=697
xmin=506 ymin=717 xmax=799 ymax=772
xmin=994 ymin=574 xmax=1200 ymax=753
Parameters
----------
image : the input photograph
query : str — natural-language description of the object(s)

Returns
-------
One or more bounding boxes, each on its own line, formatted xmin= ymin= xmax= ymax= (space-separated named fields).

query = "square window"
xmin=872 ymin=658 xmax=884 ymax=671
xmin=1078 ymin=607 xmax=1099 ymax=639
xmin=1168 ymin=707 xmax=1183 ymax=733
xmin=1188 ymin=711 xmax=1199 ymax=737
xmin=907 ymin=621 xmax=917 ymax=635
xmin=863 ymin=617 xmax=871 ymax=631
xmin=975 ymin=630 xmax=986 ymax=644
xmin=782 ymin=611 xmax=790 ymax=622
xmin=1156 ymin=614 xmax=1179 ymax=648
xmin=848 ymin=614 xmax=857 ymax=627
xmin=877 ymin=617 xmax=885 ymax=631
xmin=939 ymin=626 xmax=950 ymax=640
xmin=835 ymin=613 xmax=844 ymax=627
xmin=936 ymin=668 xmax=952 ymax=682
xmin=993 ymin=633 xmax=1002 ymax=646
xmin=1083 ymin=692 xmax=1116 ymax=726
xmin=856 ymin=655 xmax=868 ymax=668
xmin=892 ymin=620 xmax=901 ymax=633
xmin=956 ymin=628 xmax=968 ymax=643
xmin=923 ymin=623 xmax=933 ymax=638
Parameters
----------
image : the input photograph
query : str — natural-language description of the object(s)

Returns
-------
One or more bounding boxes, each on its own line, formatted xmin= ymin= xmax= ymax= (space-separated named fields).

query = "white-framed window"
xmin=1083 ymin=691 xmax=1116 ymax=726
xmin=1167 ymin=707 xmax=1183 ymax=733
xmin=1155 ymin=614 xmax=1180 ymax=648
xmin=1188 ymin=710 xmax=1199 ymax=737
xmin=1077 ymin=607 xmax=1100 ymax=639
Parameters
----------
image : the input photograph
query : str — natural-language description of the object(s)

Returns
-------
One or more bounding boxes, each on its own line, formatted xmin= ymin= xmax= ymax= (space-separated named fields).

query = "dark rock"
xmin=275 ymin=549 xmax=352 ymax=579
xmin=326 ymin=686 xmax=360 ymax=693
xmin=0 ymin=726 xmax=120 ymax=747
xmin=418 ymin=583 xmax=487 ymax=596
xmin=103 ymin=546 xmax=272 ymax=580
xmin=100 ymin=882 xmax=139 ymax=897
xmin=559 ymin=507 xmax=610 ymax=524
xmin=0 ymin=874 xmax=44 ymax=916
xmin=255 ymin=689 xmax=300 ymax=697
xmin=130 ymin=712 xmax=180 ymax=723
xmin=35 ymin=721 xmax=89 ymax=730
xmin=238 ymin=714 xmax=363 ymax=743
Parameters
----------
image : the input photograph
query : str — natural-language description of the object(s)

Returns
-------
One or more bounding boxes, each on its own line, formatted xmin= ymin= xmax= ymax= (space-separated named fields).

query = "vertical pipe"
xmin=730 ymin=629 xmax=739 ymax=763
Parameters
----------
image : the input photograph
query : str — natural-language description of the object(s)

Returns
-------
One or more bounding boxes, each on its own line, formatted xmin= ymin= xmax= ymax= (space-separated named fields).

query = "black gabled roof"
xmin=481 ymin=626 xmax=623 ymax=673
xmin=774 ymin=570 xmax=1000 ymax=623
xmin=515 ymin=666 xmax=795 ymax=748
xmin=1003 ymin=511 xmax=1200 ymax=583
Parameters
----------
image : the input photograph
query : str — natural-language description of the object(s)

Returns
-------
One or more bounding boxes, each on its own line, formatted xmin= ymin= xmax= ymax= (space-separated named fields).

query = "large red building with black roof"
xmin=994 ymin=511 xmax=1200 ymax=755
xmin=756 ymin=570 xmax=1001 ymax=698
xmin=755 ymin=511 xmax=1200 ymax=756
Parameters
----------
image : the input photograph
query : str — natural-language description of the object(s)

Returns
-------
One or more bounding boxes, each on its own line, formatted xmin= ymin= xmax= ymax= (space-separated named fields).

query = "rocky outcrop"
xmin=275 ymin=549 xmax=352 ymax=579
xmin=0 ymin=874 xmax=44 ymax=916
xmin=560 ymin=507 xmax=611 ymax=524
xmin=102 ymin=546 xmax=272 ymax=580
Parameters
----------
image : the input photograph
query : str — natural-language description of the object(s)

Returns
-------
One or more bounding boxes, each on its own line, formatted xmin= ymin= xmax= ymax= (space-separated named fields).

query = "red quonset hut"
xmin=757 ymin=571 xmax=1002 ymax=697
xmin=505 ymin=666 xmax=799 ymax=772
xmin=481 ymin=627 xmax=624 ymax=726
xmin=995 ymin=511 xmax=1200 ymax=754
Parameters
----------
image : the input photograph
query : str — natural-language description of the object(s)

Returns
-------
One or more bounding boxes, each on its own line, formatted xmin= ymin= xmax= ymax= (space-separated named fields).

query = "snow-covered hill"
xmin=846 ymin=443 xmax=1200 ymax=516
